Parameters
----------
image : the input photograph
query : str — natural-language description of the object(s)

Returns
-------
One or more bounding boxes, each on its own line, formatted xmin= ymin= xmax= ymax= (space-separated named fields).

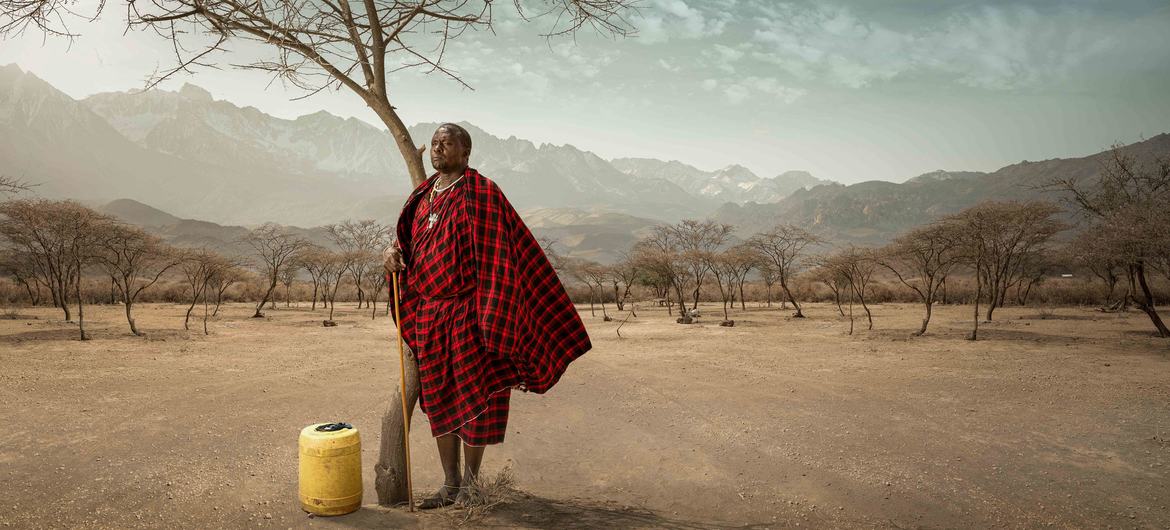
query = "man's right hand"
xmin=383 ymin=245 xmax=405 ymax=274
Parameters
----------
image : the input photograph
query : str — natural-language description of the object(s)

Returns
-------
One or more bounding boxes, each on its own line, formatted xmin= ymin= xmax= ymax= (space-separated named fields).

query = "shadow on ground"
xmin=313 ymin=493 xmax=770 ymax=529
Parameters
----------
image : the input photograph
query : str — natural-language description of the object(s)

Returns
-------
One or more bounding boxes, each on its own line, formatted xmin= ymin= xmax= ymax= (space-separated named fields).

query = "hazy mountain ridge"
xmin=714 ymin=134 xmax=1170 ymax=244
xmin=611 ymin=158 xmax=834 ymax=203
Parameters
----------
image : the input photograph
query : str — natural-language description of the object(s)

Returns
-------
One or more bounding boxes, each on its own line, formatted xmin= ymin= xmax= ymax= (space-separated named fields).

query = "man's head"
xmin=430 ymin=123 xmax=472 ymax=174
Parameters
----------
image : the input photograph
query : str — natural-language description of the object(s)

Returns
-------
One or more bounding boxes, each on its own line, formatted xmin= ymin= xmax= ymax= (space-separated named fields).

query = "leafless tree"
xmin=180 ymin=248 xmax=231 ymax=332
xmin=278 ymin=262 xmax=298 ymax=308
xmin=609 ymin=252 xmax=640 ymax=312
xmin=326 ymin=219 xmax=390 ymax=309
xmin=92 ymin=222 xmax=182 ymax=336
xmin=298 ymin=246 xmax=332 ymax=311
xmin=710 ymin=251 xmax=741 ymax=324
xmin=566 ymin=257 xmax=607 ymax=318
xmin=241 ymin=223 xmax=310 ymax=318
xmin=0 ymin=175 xmax=32 ymax=196
xmin=1048 ymin=145 xmax=1170 ymax=337
xmin=669 ymin=219 xmax=733 ymax=313
xmin=749 ymin=224 xmax=821 ymax=318
xmin=363 ymin=260 xmax=388 ymax=319
xmin=321 ymin=251 xmax=352 ymax=323
xmin=0 ymin=199 xmax=106 ymax=338
xmin=634 ymin=227 xmax=692 ymax=319
xmin=948 ymin=201 xmax=1063 ymax=321
xmin=877 ymin=220 xmax=964 ymax=336
xmin=758 ymin=262 xmax=778 ymax=308
xmin=0 ymin=249 xmax=44 ymax=305
xmin=1065 ymin=227 xmax=1126 ymax=309
xmin=810 ymin=263 xmax=844 ymax=316
xmin=723 ymin=244 xmax=758 ymax=311
xmin=208 ymin=261 xmax=246 ymax=317
xmin=820 ymin=247 xmax=876 ymax=333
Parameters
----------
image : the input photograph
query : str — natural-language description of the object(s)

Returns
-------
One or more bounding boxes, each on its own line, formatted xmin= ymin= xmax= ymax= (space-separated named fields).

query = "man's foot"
xmin=417 ymin=484 xmax=461 ymax=510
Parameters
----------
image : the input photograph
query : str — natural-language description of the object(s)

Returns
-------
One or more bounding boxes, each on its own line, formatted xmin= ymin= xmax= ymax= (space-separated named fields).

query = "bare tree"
xmin=321 ymin=251 xmax=353 ymax=324
xmin=1065 ymin=227 xmax=1126 ymax=310
xmin=758 ymin=262 xmax=778 ymax=308
xmin=299 ymin=245 xmax=331 ymax=311
xmin=710 ymin=251 xmax=740 ymax=325
xmin=0 ymin=249 xmax=44 ymax=305
xmin=609 ymin=251 xmax=640 ymax=312
xmin=279 ymin=260 xmax=299 ymax=308
xmin=1048 ymin=145 xmax=1170 ymax=337
xmin=326 ymin=219 xmax=390 ymax=309
xmin=948 ymin=201 xmax=1063 ymax=321
xmin=724 ymin=244 xmax=758 ymax=311
xmin=823 ymin=247 xmax=877 ymax=333
xmin=670 ymin=219 xmax=733 ymax=313
xmin=91 ymin=222 xmax=182 ymax=336
xmin=241 ymin=223 xmax=310 ymax=318
xmin=634 ymin=227 xmax=692 ymax=320
xmin=180 ymin=248 xmax=226 ymax=332
xmin=0 ymin=175 xmax=31 ymax=196
xmin=877 ymin=220 xmax=964 ymax=336
xmin=0 ymin=199 xmax=106 ymax=338
xmin=208 ymin=261 xmax=246 ymax=317
xmin=750 ymin=224 xmax=821 ymax=318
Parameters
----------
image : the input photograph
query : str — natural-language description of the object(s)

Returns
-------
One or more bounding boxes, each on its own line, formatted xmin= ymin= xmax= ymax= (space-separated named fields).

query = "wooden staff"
xmin=390 ymin=272 xmax=414 ymax=511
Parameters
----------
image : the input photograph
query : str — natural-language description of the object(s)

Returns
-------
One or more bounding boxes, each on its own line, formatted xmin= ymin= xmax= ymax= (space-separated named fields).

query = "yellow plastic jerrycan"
xmin=298 ymin=422 xmax=362 ymax=516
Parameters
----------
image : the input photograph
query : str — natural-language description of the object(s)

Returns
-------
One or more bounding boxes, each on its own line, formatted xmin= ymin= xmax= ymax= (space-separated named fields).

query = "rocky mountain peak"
xmin=178 ymin=83 xmax=213 ymax=102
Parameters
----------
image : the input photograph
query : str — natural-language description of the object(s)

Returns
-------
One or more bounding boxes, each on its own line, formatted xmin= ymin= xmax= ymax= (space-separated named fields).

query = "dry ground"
xmin=1 ymin=300 xmax=1168 ymax=529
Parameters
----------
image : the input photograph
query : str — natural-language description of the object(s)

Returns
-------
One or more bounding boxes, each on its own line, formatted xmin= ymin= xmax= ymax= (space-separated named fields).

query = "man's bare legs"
xmin=418 ymin=434 xmax=462 ymax=509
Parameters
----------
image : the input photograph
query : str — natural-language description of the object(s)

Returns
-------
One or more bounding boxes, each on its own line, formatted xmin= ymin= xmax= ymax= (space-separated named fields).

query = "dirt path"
xmin=1 ymin=302 xmax=1168 ymax=529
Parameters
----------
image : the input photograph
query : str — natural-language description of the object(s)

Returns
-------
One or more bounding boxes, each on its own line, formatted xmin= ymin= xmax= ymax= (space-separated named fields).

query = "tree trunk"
xmin=185 ymin=296 xmax=198 ymax=331
xmin=613 ymin=281 xmax=623 ymax=311
xmin=375 ymin=343 xmax=420 ymax=505
xmin=74 ymin=265 xmax=87 ymax=340
xmin=969 ymin=263 xmax=982 ymax=341
xmin=125 ymin=300 xmax=141 ymax=336
xmin=915 ymin=296 xmax=933 ymax=336
xmin=1133 ymin=262 xmax=1170 ymax=338
xmin=780 ymin=280 xmax=804 ymax=317
xmin=311 ymin=282 xmax=319 ymax=311
xmin=738 ymin=281 xmax=747 ymax=311
xmin=254 ymin=280 xmax=277 ymax=317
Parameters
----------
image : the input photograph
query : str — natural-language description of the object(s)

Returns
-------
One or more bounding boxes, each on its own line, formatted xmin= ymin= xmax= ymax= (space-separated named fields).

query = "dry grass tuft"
xmin=442 ymin=464 xmax=519 ymax=525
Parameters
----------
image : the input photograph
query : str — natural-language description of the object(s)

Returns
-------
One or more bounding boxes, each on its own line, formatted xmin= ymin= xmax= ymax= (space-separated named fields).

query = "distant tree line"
xmin=555 ymin=146 xmax=1170 ymax=339
xmin=1 ymin=146 xmax=1167 ymax=340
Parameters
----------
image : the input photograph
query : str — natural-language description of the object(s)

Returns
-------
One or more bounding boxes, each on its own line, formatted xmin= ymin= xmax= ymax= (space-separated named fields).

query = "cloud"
xmin=747 ymin=3 xmax=1149 ymax=90
xmin=635 ymin=0 xmax=731 ymax=44
xmin=703 ymin=76 xmax=806 ymax=105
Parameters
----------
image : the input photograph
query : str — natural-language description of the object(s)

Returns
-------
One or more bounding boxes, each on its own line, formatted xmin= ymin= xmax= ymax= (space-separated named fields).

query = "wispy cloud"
xmin=703 ymin=76 xmax=807 ymax=105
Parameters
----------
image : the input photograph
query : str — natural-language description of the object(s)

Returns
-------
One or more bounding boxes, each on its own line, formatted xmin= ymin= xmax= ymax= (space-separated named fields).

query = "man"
xmin=383 ymin=123 xmax=591 ymax=509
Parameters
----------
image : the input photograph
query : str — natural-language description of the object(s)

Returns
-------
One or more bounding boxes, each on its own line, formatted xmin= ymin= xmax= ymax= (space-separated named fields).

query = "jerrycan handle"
xmin=315 ymin=422 xmax=353 ymax=432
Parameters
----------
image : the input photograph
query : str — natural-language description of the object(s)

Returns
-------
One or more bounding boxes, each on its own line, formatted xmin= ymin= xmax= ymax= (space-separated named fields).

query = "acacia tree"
xmin=822 ymin=247 xmax=876 ymax=333
xmin=321 ymin=251 xmax=352 ymax=324
xmin=670 ymin=219 xmax=733 ymax=313
xmin=950 ymin=201 xmax=1063 ymax=320
xmin=750 ymin=224 xmax=821 ymax=318
xmin=242 ymin=223 xmax=310 ymax=318
xmin=327 ymin=219 xmax=389 ymax=309
xmin=180 ymin=248 xmax=228 ymax=332
xmin=0 ymin=249 xmax=44 ymax=305
xmin=758 ymin=262 xmax=778 ymax=308
xmin=609 ymin=252 xmax=640 ymax=312
xmin=92 ymin=223 xmax=182 ymax=336
xmin=279 ymin=260 xmax=299 ymax=308
xmin=710 ymin=251 xmax=741 ymax=324
xmin=724 ymin=244 xmax=758 ymax=311
xmin=1 ymin=0 xmax=639 ymax=503
xmin=208 ymin=261 xmax=247 ymax=317
xmin=1049 ymin=146 xmax=1170 ymax=337
xmin=877 ymin=220 xmax=964 ymax=336
xmin=0 ymin=199 xmax=106 ymax=338
xmin=1066 ymin=227 xmax=1126 ymax=309
xmin=299 ymin=246 xmax=332 ymax=311
xmin=635 ymin=227 xmax=692 ymax=319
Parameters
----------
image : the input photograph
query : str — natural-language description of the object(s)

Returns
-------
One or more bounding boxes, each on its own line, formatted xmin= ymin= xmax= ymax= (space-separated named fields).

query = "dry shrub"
xmin=441 ymin=464 xmax=518 ymax=525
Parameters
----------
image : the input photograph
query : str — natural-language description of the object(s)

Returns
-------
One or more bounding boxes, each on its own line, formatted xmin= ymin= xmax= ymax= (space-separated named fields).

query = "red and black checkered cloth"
xmin=390 ymin=168 xmax=591 ymax=444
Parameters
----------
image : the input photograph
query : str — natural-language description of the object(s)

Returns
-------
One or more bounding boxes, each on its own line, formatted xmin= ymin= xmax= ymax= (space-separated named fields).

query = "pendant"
xmin=427 ymin=213 xmax=439 ymax=229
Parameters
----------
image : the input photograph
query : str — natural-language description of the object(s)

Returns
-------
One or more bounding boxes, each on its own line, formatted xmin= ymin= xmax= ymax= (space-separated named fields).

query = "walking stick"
xmin=390 ymin=271 xmax=415 ymax=512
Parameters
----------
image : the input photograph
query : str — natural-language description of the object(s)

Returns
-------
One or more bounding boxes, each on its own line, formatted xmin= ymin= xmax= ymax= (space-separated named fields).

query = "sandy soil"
xmin=1 ymin=300 xmax=1168 ymax=529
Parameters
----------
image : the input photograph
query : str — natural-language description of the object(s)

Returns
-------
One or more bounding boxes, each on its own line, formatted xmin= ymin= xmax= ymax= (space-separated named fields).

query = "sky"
xmin=2 ymin=0 xmax=1169 ymax=184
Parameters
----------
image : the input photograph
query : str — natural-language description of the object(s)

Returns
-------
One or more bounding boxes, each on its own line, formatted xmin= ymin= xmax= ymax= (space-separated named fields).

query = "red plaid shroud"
xmin=407 ymin=177 xmax=515 ymax=445
xmin=390 ymin=168 xmax=591 ymax=438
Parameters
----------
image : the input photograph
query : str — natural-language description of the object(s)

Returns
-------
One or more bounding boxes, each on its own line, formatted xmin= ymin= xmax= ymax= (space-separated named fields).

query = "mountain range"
xmin=3 ymin=62 xmax=1168 ymax=261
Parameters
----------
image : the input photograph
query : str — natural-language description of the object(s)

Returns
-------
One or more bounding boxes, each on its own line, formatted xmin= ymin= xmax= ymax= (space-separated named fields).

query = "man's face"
xmin=430 ymin=127 xmax=469 ymax=173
